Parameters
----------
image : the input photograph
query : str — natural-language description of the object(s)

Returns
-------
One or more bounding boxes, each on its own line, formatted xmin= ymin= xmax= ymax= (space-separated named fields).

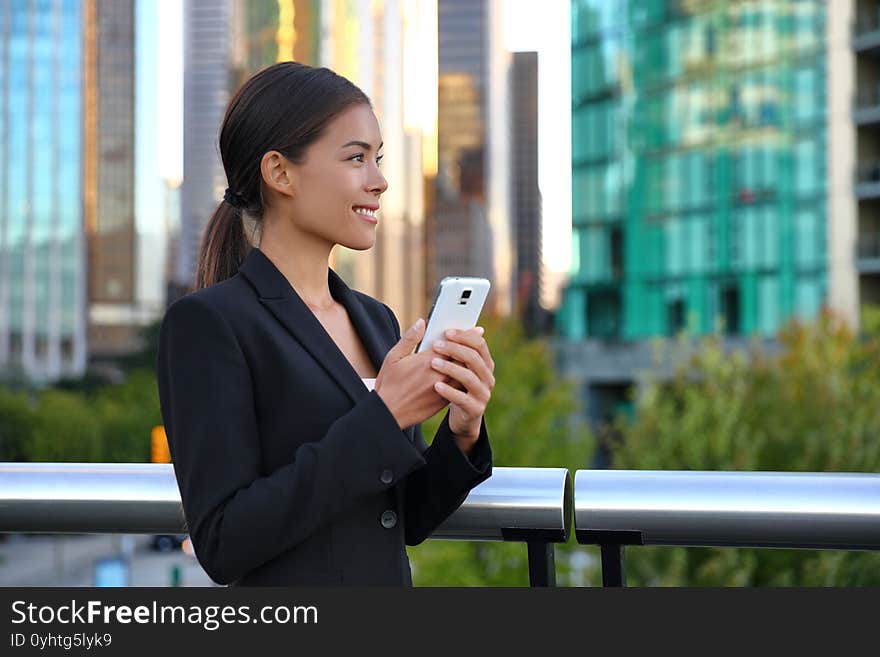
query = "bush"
xmin=0 ymin=388 xmax=37 ymax=461
xmin=91 ymin=368 xmax=162 ymax=463
xmin=3 ymin=367 xmax=161 ymax=464
xmin=609 ymin=309 xmax=880 ymax=586
xmin=27 ymin=390 xmax=103 ymax=462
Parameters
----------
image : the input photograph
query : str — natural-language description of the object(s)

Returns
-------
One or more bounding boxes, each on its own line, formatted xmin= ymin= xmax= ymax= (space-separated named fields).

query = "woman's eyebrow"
xmin=340 ymin=140 xmax=384 ymax=151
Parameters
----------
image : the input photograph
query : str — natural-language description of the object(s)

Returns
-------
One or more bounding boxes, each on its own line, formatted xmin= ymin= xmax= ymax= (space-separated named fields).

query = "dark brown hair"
xmin=195 ymin=61 xmax=371 ymax=289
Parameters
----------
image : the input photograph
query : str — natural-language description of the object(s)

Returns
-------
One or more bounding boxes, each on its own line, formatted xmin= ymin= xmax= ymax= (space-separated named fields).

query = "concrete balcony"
xmin=853 ymin=84 xmax=880 ymax=125
xmin=853 ymin=9 xmax=880 ymax=52
xmin=857 ymin=232 xmax=880 ymax=273
xmin=855 ymin=161 xmax=880 ymax=199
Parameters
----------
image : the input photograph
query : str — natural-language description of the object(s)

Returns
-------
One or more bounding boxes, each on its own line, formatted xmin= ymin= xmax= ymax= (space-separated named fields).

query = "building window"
xmin=610 ymin=227 xmax=623 ymax=279
xmin=587 ymin=290 xmax=621 ymax=339
xmin=668 ymin=299 xmax=685 ymax=335
xmin=721 ymin=285 xmax=740 ymax=335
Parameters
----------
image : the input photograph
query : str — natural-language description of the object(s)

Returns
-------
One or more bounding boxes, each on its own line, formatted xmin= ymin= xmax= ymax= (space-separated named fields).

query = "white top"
xmin=361 ymin=378 xmax=376 ymax=391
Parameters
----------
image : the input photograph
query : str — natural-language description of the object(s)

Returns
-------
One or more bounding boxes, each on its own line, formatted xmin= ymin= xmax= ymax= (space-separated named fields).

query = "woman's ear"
xmin=260 ymin=150 xmax=297 ymax=200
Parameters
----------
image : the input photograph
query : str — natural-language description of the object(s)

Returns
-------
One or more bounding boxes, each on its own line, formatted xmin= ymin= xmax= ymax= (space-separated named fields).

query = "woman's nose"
xmin=367 ymin=169 xmax=388 ymax=194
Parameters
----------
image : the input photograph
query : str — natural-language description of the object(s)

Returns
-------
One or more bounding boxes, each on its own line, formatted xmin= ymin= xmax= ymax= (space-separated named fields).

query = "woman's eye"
xmin=349 ymin=153 xmax=383 ymax=166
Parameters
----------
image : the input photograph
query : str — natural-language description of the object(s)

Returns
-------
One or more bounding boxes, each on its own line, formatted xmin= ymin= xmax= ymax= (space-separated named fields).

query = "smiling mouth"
xmin=352 ymin=206 xmax=379 ymax=222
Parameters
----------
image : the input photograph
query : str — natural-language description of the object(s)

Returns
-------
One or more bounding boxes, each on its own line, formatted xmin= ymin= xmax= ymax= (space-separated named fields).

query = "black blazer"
xmin=156 ymin=247 xmax=492 ymax=586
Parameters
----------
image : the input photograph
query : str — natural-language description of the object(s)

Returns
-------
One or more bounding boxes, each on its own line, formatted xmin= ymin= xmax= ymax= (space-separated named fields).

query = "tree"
xmin=406 ymin=313 xmax=593 ymax=586
xmin=26 ymin=389 xmax=103 ymax=462
xmin=608 ymin=309 xmax=880 ymax=586
xmin=0 ymin=388 xmax=36 ymax=461
xmin=8 ymin=366 xmax=162 ymax=464
xmin=91 ymin=368 xmax=162 ymax=463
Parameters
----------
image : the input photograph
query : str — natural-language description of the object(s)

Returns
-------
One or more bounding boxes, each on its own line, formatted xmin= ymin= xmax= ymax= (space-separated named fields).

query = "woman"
xmin=156 ymin=62 xmax=495 ymax=586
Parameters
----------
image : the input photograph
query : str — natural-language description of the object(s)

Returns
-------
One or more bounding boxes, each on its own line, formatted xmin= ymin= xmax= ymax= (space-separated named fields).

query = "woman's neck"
xmin=258 ymin=216 xmax=336 ymax=310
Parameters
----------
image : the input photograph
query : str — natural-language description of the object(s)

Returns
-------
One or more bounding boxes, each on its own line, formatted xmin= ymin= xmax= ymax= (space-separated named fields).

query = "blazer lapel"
xmin=238 ymin=247 xmax=390 ymax=405
xmin=332 ymin=272 xmax=394 ymax=378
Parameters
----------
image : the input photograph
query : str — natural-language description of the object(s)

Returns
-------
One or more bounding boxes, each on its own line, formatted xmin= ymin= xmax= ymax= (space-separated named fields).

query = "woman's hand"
xmin=375 ymin=318 xmax=449 ymax=430
xmin=429 ymin=327 xmax=495 ymax=454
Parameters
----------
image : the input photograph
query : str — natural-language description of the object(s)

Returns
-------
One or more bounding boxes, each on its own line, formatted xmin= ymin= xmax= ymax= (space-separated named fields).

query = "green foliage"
xmin=0 ymin=367 xmax=161 ymax=464
xmin=27 ymin=390 xmax=103 ymax=462
xmin=610 ymin=309 xmax=880 ymax=586
xmin=0 ymin=388 xmax=37 ymax=461
xmin=90 ymin=368 xmax=162 ymax=463
xmin=860 ymin=303 xmax=880 ymax=337
xmin=407 ymin=313 xmax=594 ymax=586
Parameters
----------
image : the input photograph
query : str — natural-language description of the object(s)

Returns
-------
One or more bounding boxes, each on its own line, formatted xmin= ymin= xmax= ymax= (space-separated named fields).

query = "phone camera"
xmin=461 ymin=289 xmax=472 ymax=299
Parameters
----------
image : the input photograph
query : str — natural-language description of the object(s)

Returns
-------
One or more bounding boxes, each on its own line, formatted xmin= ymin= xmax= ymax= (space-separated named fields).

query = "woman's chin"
xmin=341 ymin=235 xmax=377 ymax=251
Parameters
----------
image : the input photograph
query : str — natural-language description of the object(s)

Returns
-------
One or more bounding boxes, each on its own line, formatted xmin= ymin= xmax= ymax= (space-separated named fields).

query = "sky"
xmin=503 ymin=0 xmax=572 ymax=276
xmin=155 ymin=0 xmax=572 ymax=276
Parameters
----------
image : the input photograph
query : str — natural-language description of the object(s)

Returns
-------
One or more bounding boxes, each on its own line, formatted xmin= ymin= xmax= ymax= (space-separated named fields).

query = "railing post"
xmin=526 ymin=542 xmax=556 ymax=587
xmin=600 ymin=544 xmax=626 ymax=587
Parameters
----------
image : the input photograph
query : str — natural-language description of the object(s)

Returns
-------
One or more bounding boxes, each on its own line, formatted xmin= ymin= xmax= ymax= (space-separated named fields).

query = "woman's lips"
xmin=352 ymin=206 xmax=378 ymax=223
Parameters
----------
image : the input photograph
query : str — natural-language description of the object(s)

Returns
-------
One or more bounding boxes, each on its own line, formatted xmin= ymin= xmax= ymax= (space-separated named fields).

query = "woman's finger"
xmin=430 ymin=357 xmax=489 ymax=402
xmin=442 ymin=328 xmax=494 ymax=372
xmin=433 ymin=381 xmax=483 ymax=416
xmin=433 ymin=339 xmax=494 ymax=387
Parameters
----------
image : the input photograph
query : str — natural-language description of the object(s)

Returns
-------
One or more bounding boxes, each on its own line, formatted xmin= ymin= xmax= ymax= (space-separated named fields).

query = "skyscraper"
xmin=1 ymin=0 xmax=87 ymax=383
xmin=0 ymin=0 xmax=142 ymax=383
xmin=85 ymin=0 xmax=139 ymax=363
xmin=511 ymin=51 xmax=544 ymax=335
xmin=1 ymin=0 xmax=193 ymax=384
xmin=560 ymin=0 xmax=849 ymax=427
xmin=433 ymin=0 xmax=512 ymax=316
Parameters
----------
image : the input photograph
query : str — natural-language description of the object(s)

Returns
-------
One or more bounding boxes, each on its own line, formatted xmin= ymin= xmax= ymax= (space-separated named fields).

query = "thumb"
xmin=388 ymin=317 xmax=424 ymax=360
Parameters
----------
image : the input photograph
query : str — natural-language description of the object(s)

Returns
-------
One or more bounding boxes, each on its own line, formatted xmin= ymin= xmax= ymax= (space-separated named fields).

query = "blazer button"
xmin=380 ymin=509 xmax=397 ymax=529
xmin=380 ymin=469 xmax=394 ymax=485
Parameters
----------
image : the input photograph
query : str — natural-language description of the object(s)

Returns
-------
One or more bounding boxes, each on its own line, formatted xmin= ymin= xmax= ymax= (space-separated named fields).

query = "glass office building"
xmin=0 ymin=0 xmax=87 ymax=382
xmin=561 ymin=0 xmax=829 ymax=340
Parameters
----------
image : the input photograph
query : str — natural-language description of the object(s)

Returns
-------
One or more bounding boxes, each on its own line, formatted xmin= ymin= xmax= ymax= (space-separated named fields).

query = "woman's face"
xmin=278 ymin=103 xmax=388 ymax=251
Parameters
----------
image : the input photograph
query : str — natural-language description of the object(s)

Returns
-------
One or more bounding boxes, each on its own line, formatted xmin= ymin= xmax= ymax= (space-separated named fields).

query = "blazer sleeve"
xmin=157 ymin=294 xmax=430 ymax=585
xmin=380 ymin=303 xmax=493 ymax=545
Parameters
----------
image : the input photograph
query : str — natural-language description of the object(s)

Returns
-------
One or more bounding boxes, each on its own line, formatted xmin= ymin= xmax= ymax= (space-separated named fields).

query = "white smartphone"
xmin=416 ymin=276 xmax=491 ymax=354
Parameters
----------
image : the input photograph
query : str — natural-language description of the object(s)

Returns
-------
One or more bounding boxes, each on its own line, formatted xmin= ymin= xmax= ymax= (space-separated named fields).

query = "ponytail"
xmin=195 ymin=201 xmax=251 ymax=290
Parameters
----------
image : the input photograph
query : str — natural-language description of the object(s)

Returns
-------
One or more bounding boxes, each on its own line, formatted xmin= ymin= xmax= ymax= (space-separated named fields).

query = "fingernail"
xmin=434 ymin=339 xmax=446 ymax=348
xmin=476 ymin=326 xmax=484 ymax=335
xmin=446 ymin=329 xmax=457 ymax=338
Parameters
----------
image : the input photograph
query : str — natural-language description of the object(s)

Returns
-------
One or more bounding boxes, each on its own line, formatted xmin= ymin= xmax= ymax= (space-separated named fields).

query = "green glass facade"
xmin=561 ymin=0 xmax=828 ymax=340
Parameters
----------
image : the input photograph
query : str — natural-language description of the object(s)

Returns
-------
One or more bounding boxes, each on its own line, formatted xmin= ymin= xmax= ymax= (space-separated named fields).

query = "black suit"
xmin=156 ymin=247 xmax=492 ymax=586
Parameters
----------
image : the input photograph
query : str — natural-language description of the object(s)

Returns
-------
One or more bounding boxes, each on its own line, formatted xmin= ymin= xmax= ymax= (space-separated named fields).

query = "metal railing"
xmin=0 ymin=463 xmax=571 ymax=587
xmin=574 ymin=470 xmax=880 ymax=586
xmin=6 ymin=464 xmax=879 ymax=587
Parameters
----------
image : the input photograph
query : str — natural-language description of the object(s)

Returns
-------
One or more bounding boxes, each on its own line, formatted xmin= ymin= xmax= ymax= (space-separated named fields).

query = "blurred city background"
xmin=1 ymin=0 xmax=880 ymax=586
